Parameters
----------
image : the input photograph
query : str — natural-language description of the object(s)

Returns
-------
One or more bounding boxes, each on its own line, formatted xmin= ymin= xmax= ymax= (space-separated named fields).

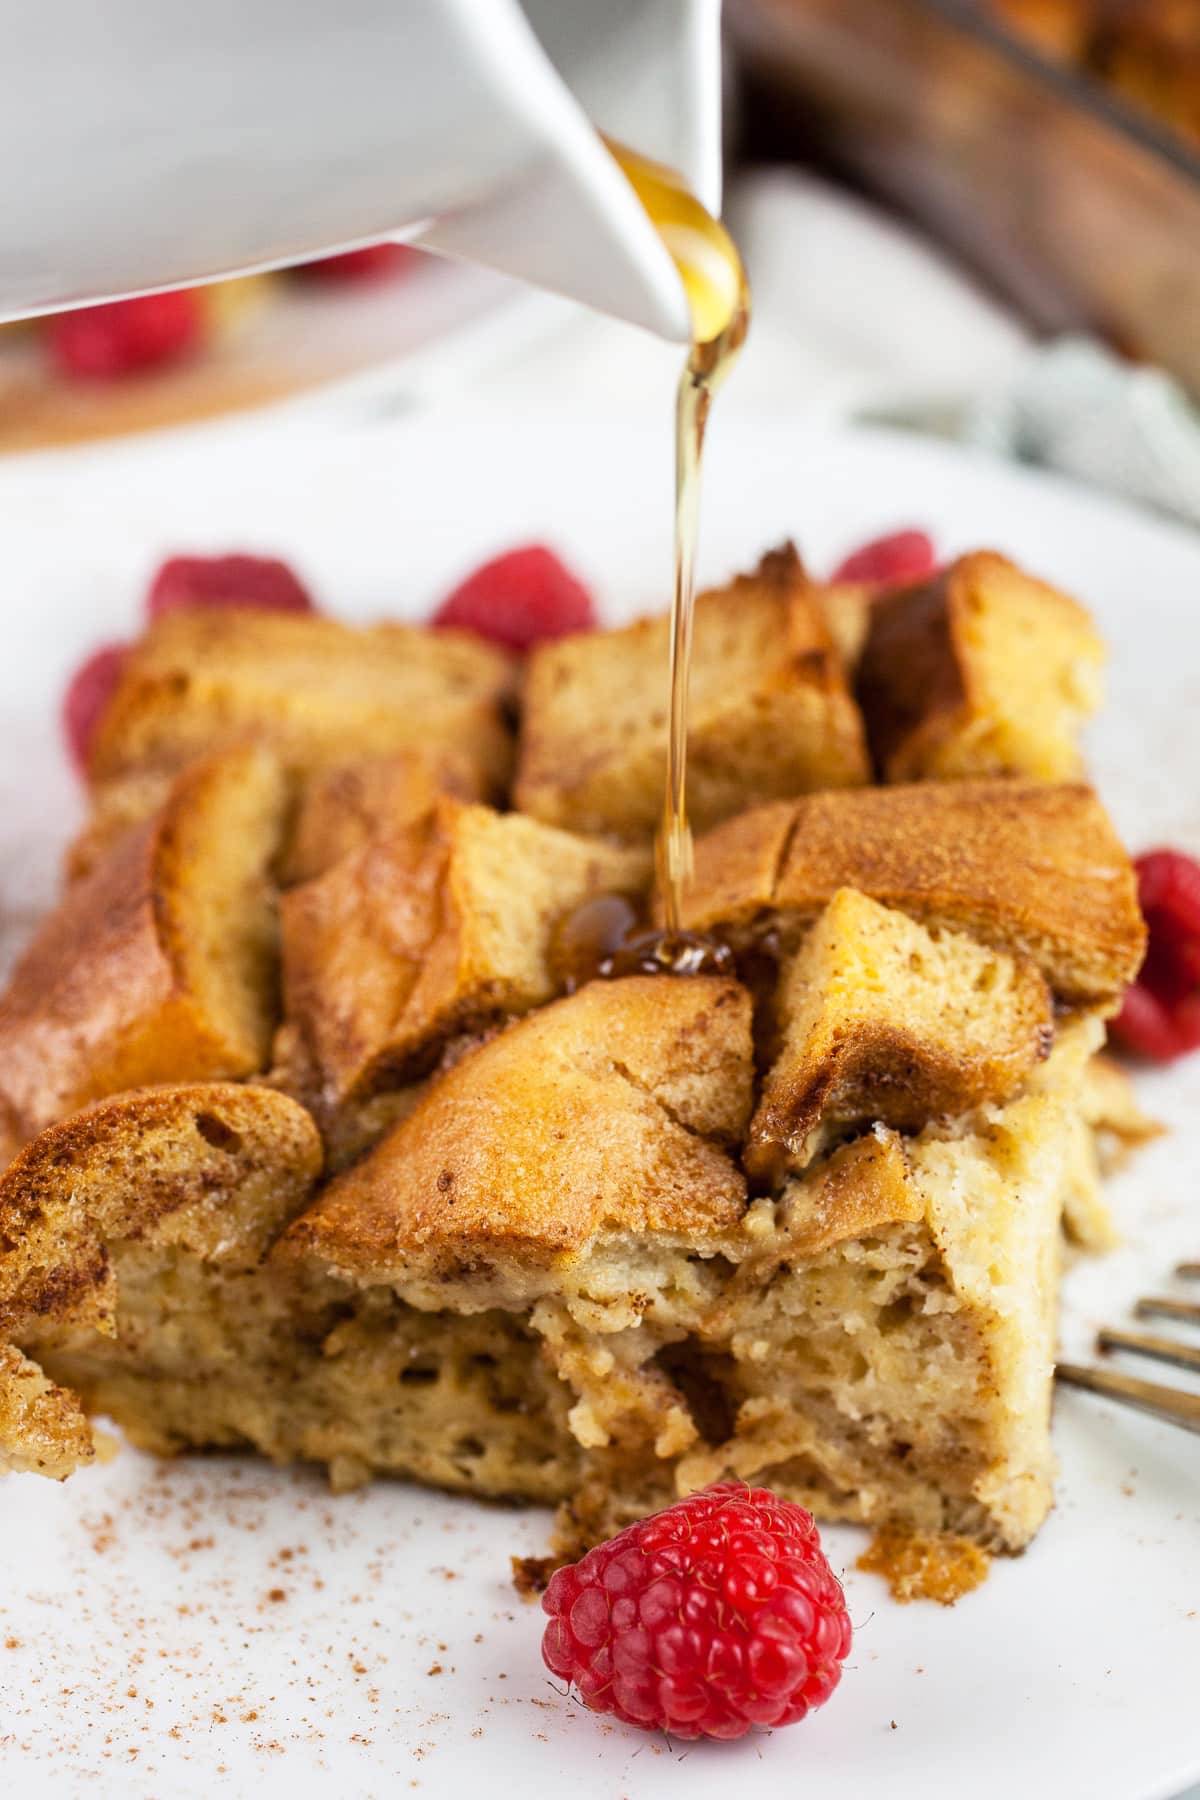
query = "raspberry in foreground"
xmin=832 ymin=528 xmax=937 ymax=587
xmin=62 ymin=642 xmax=130 ymax=774
xmin=1111 ymin=847 xmax=1200 ymax=1062
xmin=46 ymin=290 xmax=204 ymax=380
xmin=432 ymin=545 xmax=596 ymax=651
xmin=146 ymin=553 xmax=316 ymax=619
xmin=541 ymin=1483 xmax=851 ymax=1740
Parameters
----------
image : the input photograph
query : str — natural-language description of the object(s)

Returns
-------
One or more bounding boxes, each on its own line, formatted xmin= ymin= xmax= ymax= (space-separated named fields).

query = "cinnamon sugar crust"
xmin=747 ymin=889 xmax=1054 ymax=1176
xmin=0 ymin=552 xmax=1152 ymax=1563
xmin=676 ymin=780 xmax=1145 ymax=1006
xmin=0 ymin=742 xmax=288 ymax=1150
xmin=278 ymin=976 xmax=753 ymax=1294
xmin=0 ymin=1083 xmax=321 ymax=1477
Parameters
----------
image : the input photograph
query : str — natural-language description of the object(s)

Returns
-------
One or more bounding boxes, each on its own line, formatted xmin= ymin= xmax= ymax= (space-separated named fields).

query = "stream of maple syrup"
xmin=548 ymin=147 xmax=750 ymax=991
xmin=607 ymin=142 xmax=750 ymax=934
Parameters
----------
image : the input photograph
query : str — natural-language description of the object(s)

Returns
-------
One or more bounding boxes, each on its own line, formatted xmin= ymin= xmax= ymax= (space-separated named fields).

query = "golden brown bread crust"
xmin=856 ymin=553 xmax=1104 ymax=782
xmin=280 ymin=798 xmax=651 ymax=1106
xmin=88 ymin=606 xmax=516 ymax=794
xmin=280 ymin=750 xmax=487 ymax=887
xmin=0 ymin=1012 xmax=1075 ymax=1551
xmin=0 ymin=743 xmax=288 ymax=1149
xmin=746 ymin=1129 xmax=926 ymax=1260
xmin=0 ymin=1082 xmax=322 ymax=1329
xmin=278 ymin=976 xmax=753 ymax=1290
xmin=676 ymin=780 xmax=1145 ymax=1006
xmin=0 ymin=1342 xmax=97 ymax=1478
xmin=514 ymin=544 xmax=869 ymax=840
xmin=0 ymin=1082 xmax=322 ymax=1475
xmin=747 ymin=889 xmax=1054 ymax=1176
xmin=64 ymin=766 xmax=177 ymax=885
xmin=810 ymin=580 xmax=877 ymax=669
xmin=71 ymin=743 xmax=492 ymax=892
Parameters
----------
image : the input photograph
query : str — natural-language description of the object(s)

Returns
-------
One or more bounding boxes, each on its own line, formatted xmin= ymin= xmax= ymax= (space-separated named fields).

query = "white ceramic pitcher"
xmin=0 ymin=0 xmax=720 ymax=342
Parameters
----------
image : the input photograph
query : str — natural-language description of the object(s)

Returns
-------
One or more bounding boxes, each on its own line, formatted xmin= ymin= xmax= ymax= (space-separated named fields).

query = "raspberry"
xmin=62 ymin=641 xmax=129 ymax=774
xmin=46 ymin=289 xmax=204 ymax=379
xmin=1139 ymin=918 xmax=1200 ymax=1005
xmin=298 ymin=245 xmax=414 ymax=283
xmin=146 ymin=553 xmax=316 ymax=619
xmin=432 ymin=545 xmax=596 ymax=651
xmin=1136 ymin=848 xmax=1200 ymax=940
xmin=1111 ymin=981 xmax=1183 ymax=1062
xmin=1173 ymin=992 xmax=1200 ymax=1053
xmin=541 ymin=1483 xmax=851 ymax=1740
xmin=1110 ymin=848 xmax=1200 ymax=1062
xmin=831 ymin=528 xmax=937 ymax=587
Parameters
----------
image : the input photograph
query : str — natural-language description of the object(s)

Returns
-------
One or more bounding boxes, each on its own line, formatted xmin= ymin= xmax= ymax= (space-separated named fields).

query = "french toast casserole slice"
xmin=0 ymin=564 xmax=1148 ymax=1559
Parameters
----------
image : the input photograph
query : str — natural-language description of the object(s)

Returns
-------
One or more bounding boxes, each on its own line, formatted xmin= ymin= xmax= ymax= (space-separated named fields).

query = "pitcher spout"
xmin=418 ymin=0 xmax=721 ymax=342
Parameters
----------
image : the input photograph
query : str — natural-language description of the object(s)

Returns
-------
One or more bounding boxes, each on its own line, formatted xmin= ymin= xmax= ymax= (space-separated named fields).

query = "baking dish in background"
xmin=727 ymin=0 xmax=1200 ymax=397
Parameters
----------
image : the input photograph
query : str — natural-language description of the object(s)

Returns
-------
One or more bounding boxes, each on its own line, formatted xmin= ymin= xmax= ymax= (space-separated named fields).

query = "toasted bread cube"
xmin=281 ymin=976 xmax=753 ymax=1299
xmin=281 ymin=798 xmax=652 ymax=1104
xmin=673 ymin=1097 xmax=1068 ymax=1550
xmin=280 ymin=749 xmax=487 ymax=887
xmin=811 ymin=580 xmax=877 ymax=669
xmin=1 ymin=991 xmax=1066 ymax=1554
xmin=64 ymin=766 xmax=177 ymax=885
xmin=515 ymin=544 xmax=869 ymax=839
xmin=88 ymin=607 xmax=516 ymax=795
xmin=70 ymin=742 xmax=489 ymax=891
xmin=857 ymin=552 xmax=1105 ymax=781
xmin=676 ymin=780 xmax=1145 ymax=1007
xmin=0 ymin=743 xmax=288 ymax=1147
xmin=0 ymin=1342 xmax=96 ymax=1479
xmin=0 ymin=1083 xmax=321 ymax=1477
xmin=677 ymin=1092 xmax=1067 ymax=1551
xmin=747 ymin=888 xmax=1053 ymax=1176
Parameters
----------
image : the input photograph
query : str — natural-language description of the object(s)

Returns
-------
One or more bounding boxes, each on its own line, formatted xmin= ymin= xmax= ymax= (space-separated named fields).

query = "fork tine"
xmin=1134 ymin=1296 xmax=1200 ymax=1328
xmin=1097 ymin=1325 xmax=1200 ymax=1374
xmin=1056 ymin=1362 xmax=1200 ymax=1432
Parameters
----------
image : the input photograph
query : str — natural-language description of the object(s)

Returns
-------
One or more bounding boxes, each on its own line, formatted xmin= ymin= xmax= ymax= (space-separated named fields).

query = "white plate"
xmin=1 ymin=414 xmax=1199 ymax=1800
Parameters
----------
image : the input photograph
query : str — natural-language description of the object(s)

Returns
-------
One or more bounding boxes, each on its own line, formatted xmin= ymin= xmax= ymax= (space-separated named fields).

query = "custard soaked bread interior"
xmin=0 ymin=769 xmax=1143 ymax=1556
xmin=0 ymin=557 xmax=1151 ymax=1559
xmin=0 ymin=978 xmax=1069 ymax=1551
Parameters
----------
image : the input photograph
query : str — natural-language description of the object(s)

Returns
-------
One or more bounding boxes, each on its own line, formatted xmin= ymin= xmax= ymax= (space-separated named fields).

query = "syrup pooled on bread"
xmin=607 ymin=140 xmax=750 ymax=938
xmin=548 ymin=891 xmax=733 ymax=995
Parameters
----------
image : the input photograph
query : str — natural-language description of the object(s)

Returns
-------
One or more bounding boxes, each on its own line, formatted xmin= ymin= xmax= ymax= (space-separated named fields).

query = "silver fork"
xmin=1056 ymin=1264 xmax=1200 ymax=1432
